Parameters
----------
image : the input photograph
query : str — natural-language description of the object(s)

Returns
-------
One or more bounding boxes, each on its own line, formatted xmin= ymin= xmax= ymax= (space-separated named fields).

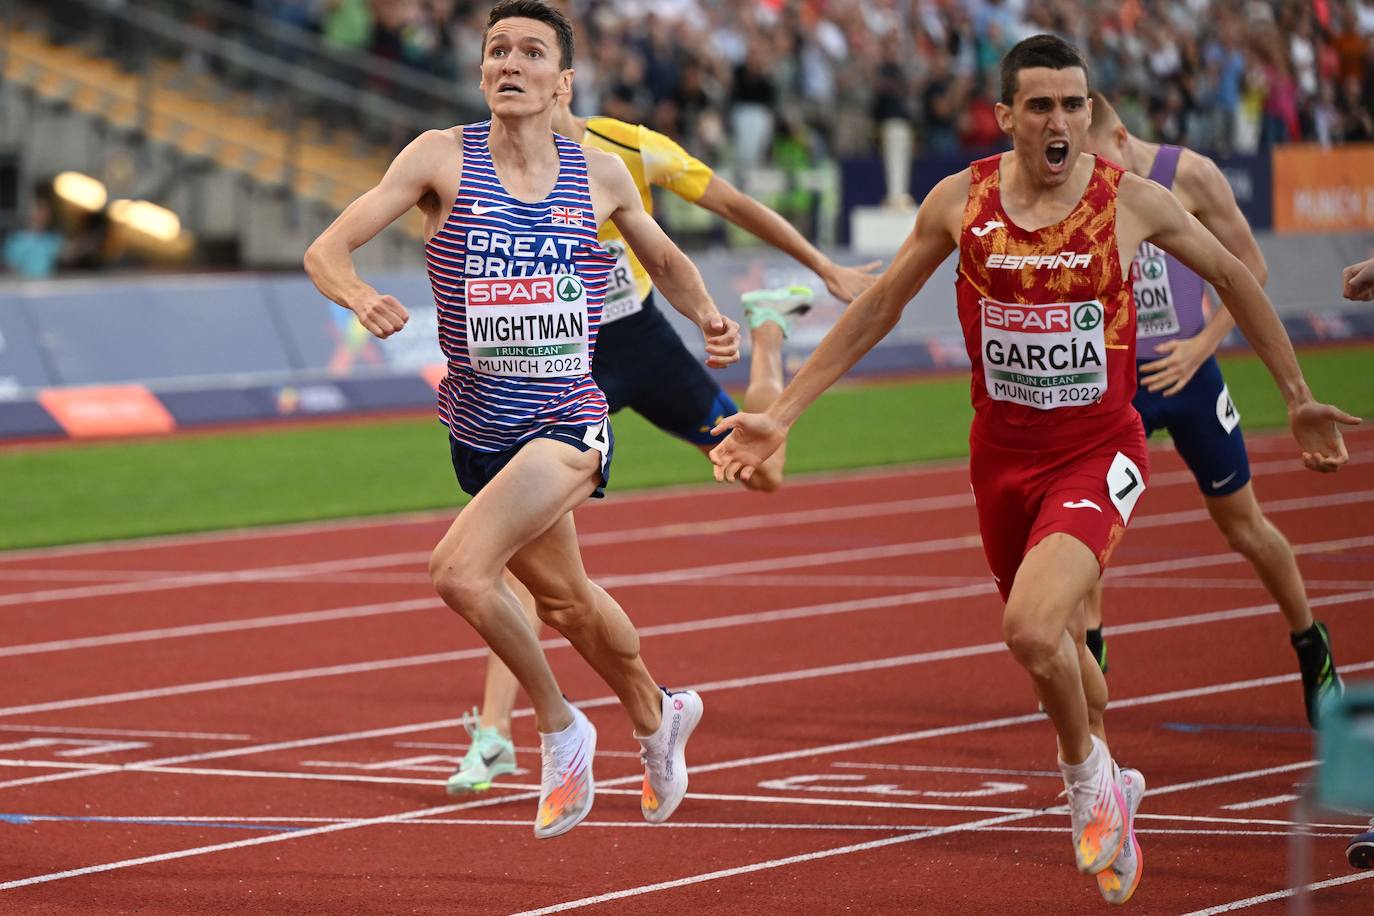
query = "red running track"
xmin=0 ymin=427 xmax=1372 ymax=914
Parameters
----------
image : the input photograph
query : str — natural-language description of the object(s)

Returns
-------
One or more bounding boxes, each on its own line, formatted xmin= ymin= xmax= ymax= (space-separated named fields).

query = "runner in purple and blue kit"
xmin=1084 ymin=92 xmax=1343 ymax=726
xmin=304 ymin=0 xmax=738 ymax=839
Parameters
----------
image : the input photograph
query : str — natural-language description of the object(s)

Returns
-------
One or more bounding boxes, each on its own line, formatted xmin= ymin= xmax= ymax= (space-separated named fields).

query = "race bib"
xmin=465 ymin=273 xmax=589 ymax=378
xmin=981 ymin=298 xmax=1107 ymax=410
xmin=1216 ymin=385 xmax=1240 ymax=434
xmin=599 ymin=241 xmax=642 ymax=324
xmin=1106 ymin=451 xmax=1145 ymax=523
xmin=1131 ymin=242 xmax=1180 ymax=340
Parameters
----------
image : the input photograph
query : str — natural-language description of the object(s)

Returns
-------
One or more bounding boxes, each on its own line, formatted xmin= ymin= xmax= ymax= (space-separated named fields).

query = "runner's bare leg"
xmin=508 ymin=510 xmax=662 ymax=734
xmin=430 ymin=439 xmax=625 ymax=734
xmin=475 ymin=572 xmax=539 ymax=737
xmin=1002 ymin=533 xmax=1103 ymax=764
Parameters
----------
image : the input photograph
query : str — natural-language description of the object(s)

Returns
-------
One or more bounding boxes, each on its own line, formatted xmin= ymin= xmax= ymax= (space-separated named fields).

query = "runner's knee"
xmin=429 ymin=549 xmax=494 ymax=619
xmin=1216 ymin=512 xmax=1274 ymax=559
xmin=1003 ymin=609 xmax=1065 ymax=678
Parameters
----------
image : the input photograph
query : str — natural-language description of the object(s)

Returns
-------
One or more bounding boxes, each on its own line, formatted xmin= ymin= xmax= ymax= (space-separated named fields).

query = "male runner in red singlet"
xmin=710 ymin=35 xmax=1357 ymax=903
xmin=304 ymin=0 xmax=738 ymax=839
xmin=1082 ymin=93 xmax=1342 ymax=726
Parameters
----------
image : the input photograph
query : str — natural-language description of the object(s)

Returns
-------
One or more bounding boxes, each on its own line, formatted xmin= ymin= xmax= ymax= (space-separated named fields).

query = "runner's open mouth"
xmin=1046 ymin=140 xmax=1070 ymax=172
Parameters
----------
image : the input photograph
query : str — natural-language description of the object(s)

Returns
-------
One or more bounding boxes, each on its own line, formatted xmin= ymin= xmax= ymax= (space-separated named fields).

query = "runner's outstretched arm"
xmin=693 ymin=175 xmax=882 ymax=302
xmin=589 ymin=149 xmax=740 ymax=368
xmin=1124 ymin=175 xmax=1360 ymax=471
xmin=1140 ymin=153 xmax=1266 ymax=395
xmin=1344 ymin=257 xmax=1374 ymax=301
xmin=304 ymin=130 xmax=454 ymax=339
xmin=708 ymin=171 xmax=965 ymax=483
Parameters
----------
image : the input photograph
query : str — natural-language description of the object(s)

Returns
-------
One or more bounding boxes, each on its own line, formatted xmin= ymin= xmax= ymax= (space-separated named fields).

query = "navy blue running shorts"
xmin=594 ymin=292 xmax=739 ymax=447
xmin=1133 ymin=355 xmax=1250 ymax=497
xmin=448 ymin=419 xmax=614 ymax=499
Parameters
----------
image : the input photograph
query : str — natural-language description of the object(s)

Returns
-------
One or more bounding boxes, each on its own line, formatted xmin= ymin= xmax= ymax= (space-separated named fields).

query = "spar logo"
xmin=1074 ymin=302 xmax=1102 ymax=331
xmin=1139 ymin=256 xmax=1165 ymax=281
xmin=984 ymin=301 xmax=1073 ymax=332
xmin=468 ymin=276 xmax=555 ymax=306
xmin=556 ymin=276 xmax=583 ymax=302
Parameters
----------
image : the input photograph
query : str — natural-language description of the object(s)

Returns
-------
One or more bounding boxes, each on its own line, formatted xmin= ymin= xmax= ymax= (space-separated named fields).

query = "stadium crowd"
xmin=254 ymin=0 xmax=1374 ymax=166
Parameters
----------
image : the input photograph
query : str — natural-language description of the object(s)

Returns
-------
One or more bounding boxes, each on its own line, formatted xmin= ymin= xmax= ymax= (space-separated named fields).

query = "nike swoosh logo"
xmin=480 ymin=751 xmax=504 ymax=767
xmin=1211 ymin=471 xmax=1238 ymax=489
xmin=1063 ymin=499 xmax=1102 ymax=512
xmin=471 ymin=202 xmax=508 ymax=216
xmin=971 ymin=220 xmax=1005 ymax=238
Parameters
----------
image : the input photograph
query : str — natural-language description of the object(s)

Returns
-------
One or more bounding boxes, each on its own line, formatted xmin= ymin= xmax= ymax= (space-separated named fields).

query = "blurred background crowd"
xmin=251 ymin=0 xmax=1374 ymax=165
xmin=8 ymin=0 xmax=1374 ymax=278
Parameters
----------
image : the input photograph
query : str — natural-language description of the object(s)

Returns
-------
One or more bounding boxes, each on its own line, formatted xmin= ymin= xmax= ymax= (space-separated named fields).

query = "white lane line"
xmin=1181 ymin=872 xmax=1374 ymax=915
xmin=1141 ymin=761 xmax=1316 ymax=797
xmin=0 ymin=457 xmax=975 ymax=564
xmin=0 ymin=598 xmax=444 ymax=659
xmin=679 ymin=659 xmax=1374 ymax=780
xmin=0 ymin=724 xmax=249 ymax=740
xmin=2 ymin=669 xmax=1366 ymax=893
xmin=4 ymin=466 xmax=1364 ymax=609
xmin=9 ymin=812 xmax=1354 ymax=837
xmin=0 ymin=578 xmax=1369 ymax=783
xmin=0 ymin=551 xmax=429 ymax=610
xmin=0 ymin=458 xmax=1320 ymax=587
xmin=1222 ymin=794 xmax=1301 ymax=811
xmin=0 ymin=790 xmax=541 ymax=892
xmin=503 ymin=748 xmax=1374 ymax=916
xmin=0 ymin=436 xmax=1332 ymax=566
xmin=6 ymin=522 xmax=1372 ymax=663
xmin=832 ymin=762 xmax=1061 ymax=778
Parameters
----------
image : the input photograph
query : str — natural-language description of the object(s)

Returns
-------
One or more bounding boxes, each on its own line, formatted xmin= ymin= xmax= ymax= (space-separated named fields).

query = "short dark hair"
xmin=485 ymin=0 xmax=574 ymax=70
xmin=1000 ymin=34 xmax=1088 ymax=106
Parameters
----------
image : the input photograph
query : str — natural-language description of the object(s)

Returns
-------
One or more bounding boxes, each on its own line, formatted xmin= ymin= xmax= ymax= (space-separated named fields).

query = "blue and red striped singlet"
xmin=425 ymin=121 xmax=616 ymax=451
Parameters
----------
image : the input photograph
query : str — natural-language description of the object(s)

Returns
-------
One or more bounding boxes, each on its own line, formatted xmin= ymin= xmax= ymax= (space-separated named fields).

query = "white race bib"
xmin=1106 ymin=451 xmax=1145 ymax=523
xmin=1216 ymin=385 xmax=1240 ymax=433
xmin=465 ymin=273 xmax=589 ymax=378
xmin=599 ymin=241 xmax=642 ymax=324
xmin=1131 ymin=242 xmax=1180 ymax=340
xmin=981 ymin=298 xmax=1108 ymax=410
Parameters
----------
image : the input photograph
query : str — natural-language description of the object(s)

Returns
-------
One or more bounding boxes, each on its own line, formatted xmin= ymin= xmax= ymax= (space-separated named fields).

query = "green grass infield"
xmin=3 ymin=345 xmax=1370 ymax=550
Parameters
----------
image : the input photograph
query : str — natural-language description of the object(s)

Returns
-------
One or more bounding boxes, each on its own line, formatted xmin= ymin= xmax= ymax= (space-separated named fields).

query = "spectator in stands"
xmin=2 ymin=196 xmax=63 ymax=280
xmin=729 ymin=37 xmax=778 ymax=178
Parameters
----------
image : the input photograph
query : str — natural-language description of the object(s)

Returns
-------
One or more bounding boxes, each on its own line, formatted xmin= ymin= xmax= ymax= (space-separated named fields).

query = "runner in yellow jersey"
xmin=447 ymin=94 xmax=882 ymax=793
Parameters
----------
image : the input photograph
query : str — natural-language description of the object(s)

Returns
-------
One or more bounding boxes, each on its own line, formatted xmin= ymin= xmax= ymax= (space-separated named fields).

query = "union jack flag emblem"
xmin=550 ymin=206 xmax=586 ymax=226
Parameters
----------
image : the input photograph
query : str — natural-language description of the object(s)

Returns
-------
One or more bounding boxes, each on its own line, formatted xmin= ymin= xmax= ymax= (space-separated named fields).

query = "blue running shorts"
xmin=1133 ymin=355 xmax=1250 ymax=497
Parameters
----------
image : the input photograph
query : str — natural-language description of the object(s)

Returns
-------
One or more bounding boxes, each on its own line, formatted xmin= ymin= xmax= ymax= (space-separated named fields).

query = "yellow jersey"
xmin=579 ymin=116 xmax=714 ymax=319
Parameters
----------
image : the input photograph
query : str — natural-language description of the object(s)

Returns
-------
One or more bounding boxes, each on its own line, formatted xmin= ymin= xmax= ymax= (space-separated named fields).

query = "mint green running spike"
xmin=446 ymin=706 xmax=516 ymax=794
xmin=741 ymin=285 xmax=814 ymax=338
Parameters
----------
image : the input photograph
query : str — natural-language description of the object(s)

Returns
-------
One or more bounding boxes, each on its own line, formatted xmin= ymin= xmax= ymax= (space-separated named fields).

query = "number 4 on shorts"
xmin=582 ymin=419 xmax=610 ymax=458
xmin=1106 ymin=452 xmax=1145 ymax=523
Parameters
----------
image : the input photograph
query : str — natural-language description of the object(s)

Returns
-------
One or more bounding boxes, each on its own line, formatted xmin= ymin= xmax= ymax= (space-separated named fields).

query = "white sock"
xmin=1059 ymin=735 xmax=1106 ymax=780
xmin=539 ymin=704 xmax=581 ymax=748
xmin=634 ymin=691 xmax=670 ymax=743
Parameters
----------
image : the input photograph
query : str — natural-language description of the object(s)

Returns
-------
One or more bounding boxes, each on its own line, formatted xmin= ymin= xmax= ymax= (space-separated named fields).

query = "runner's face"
xmin=995 ymin=67 xmax=1091 ymax=187
xmin=480 ymin=18 xmax=571 ymax=116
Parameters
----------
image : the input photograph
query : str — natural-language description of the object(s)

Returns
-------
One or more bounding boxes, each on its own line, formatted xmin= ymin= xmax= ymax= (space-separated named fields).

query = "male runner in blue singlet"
xmin=1083 ymin=92 xmax=1342 ymax=725
xmin=446 ymin=92 xmax=882 ymax=794
xmin=303 ymin=0 xmax=739 ymax=838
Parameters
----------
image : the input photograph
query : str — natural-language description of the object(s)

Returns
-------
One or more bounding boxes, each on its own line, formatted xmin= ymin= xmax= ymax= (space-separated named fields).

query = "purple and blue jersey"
xmin=1130 ymin=145 xmax=1207 ymax=354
